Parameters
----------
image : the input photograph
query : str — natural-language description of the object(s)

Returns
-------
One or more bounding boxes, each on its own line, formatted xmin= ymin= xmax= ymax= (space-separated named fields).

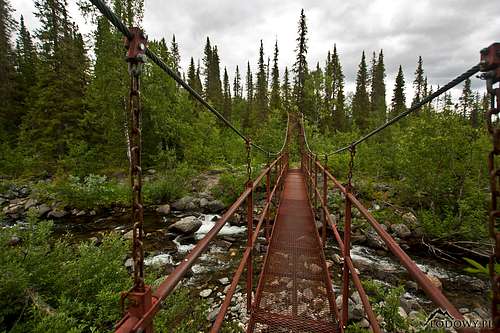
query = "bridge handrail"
xmin=115 ymin=153 xmax=287 ymax=332
xmin=302 ymin=152 xmax=473 ymax=332
xmin=211 ymin=154 xmax=289 ymax=332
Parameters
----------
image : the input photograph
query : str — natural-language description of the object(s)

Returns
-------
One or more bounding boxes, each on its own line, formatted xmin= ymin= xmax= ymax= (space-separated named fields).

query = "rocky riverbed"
xmin=0 ymin=182 xmax=491 ymax=331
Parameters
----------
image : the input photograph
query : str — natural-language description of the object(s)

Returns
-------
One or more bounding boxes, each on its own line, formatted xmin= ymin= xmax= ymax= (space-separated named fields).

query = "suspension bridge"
xmin=89 ymin=1 xmax=500 ymax=332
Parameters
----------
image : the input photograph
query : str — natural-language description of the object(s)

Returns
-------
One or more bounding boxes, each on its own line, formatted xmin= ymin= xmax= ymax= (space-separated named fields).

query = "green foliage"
xmin=463 ymin=257 xmax=499 ymax=277
xmin=0 ymin=210 xmax=129 ymax=332
xmin=32 ymin=174 xmax=129 ymax=210
xmin=361 ymin=280 xmax=409 ymax=332
xmin=143 ymin=165 xmax=193 ymax=204
xmin=212 ymin=169 xmax=247 ymax=205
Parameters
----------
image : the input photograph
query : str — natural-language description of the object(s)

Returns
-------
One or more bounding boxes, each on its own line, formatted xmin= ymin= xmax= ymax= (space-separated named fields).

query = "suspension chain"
xmin=246 ymin=140 xmax=252 ymax=184
xmin=125 ymin=28 xmax=147 ymax=292
xmin=347 ymin=145 xmax=356 ymax=190
xmin=480 ymin=43 xmax=500 ymax=328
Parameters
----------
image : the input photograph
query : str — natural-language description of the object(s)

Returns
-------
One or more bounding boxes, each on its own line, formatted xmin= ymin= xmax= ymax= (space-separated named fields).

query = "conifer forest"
xmin=0 ymin=0 xmax=497 ymax=332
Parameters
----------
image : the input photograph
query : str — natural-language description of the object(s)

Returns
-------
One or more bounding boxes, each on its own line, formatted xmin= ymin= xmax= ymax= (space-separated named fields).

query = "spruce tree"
xmin=352 ymin=51 xmax=370 ymax=130
xmin=211 ymin=45 xmax=223 ymax=111
xmin=307 ymin=62 xmax=324 ymax=124
xmin=243 ymin=61 xmax=253 ymax=131
xmin=270 ymin=40 xmax=281 ymax=111
xmin=0 ymin=0 xmax=17 ymax=141
xmin=171 ymin=34 xmax=180 ymax=76
xmin=14 ymin=15 xmax=38 ymax=135
xmin=412 ymin=56 xmax=425 ymax=107
xmin=187 ymin=57 xmax=202 ymax=95
xmin=21 ymin=0 xmax=89 ymax=160
xmin=371 ymin=50 xmax=386 ymax=122
xmin=223 ymin=67 xmax=232 ymax=120
xmin=203 ymin=37 xmax=212 ymax=99
xmin=282 ymin=66 xmax=292 ymax=113
xmin=391 ymin=65 xmax=406 ymax=118
xmin=293 ymin=9 xmax=308 ymax=115
xmin=324 ymin=50 xmax=333 ymax=126
xmin=459 ymin=78 xmax=474 ymax=119
xmin=330 ymin=45 xmax=346 ymax=131
xmin=233 ymin=65 xmax=242 ymax=99
xmin=81 ymin=10 xmax=129 ymax=166
xmin=255 ymin=40 xmax=269 ymax=121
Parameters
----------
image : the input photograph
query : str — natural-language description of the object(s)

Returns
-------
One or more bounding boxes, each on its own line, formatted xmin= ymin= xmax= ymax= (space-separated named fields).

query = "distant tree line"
xmin=0 ymin=0 xmax=487 ymax=175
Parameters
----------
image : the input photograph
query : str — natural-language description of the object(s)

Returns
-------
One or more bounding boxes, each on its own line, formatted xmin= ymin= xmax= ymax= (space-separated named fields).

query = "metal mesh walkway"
xmin=248 ymin=169 xmax=339 ymax=333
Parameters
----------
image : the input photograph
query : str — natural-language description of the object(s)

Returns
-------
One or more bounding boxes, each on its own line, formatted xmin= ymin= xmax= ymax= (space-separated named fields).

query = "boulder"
xmin=171 ymin=196 xmax=196 ymax=211
xmin=390 ymin=223 xmax=411 ymax=239
xmin=169 ymin=216 xmax=202 ymax=234
xmin=156 ymin=204 xmax=171 ymax=215
xmin=365 ymin=229 xmax=388 ymax=250
xmin=3 ymin=204 xmax=23 ymax=215
xmin=200 ymin=289 xmax=212 ymax=298
xmin=47 ymin=208 xmax=68 ymax=218
xmin=24 ymin=198 xmax=37 ymax=210
xmin=144 ymin=253 xmax=173 ymax=266
xmin=199 ymin=198 xmax=209 ymax=209
xmin=207 ymin=200 xmax=225 ymax=213
xmin=36 ymin=204 xmax=51 ymax=217
xmin=123 ymin=230 xmax=134 ymax=240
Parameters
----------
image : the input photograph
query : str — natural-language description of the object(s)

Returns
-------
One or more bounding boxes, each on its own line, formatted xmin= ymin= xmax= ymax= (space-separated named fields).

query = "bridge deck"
xmin=248 ymin=169 xmax=339 ymax=333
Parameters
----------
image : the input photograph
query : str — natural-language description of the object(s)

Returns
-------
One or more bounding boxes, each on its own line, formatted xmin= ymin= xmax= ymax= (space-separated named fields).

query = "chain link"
xmin=123 ymin=28 xmax=147 ymax=293
xmin=347 ymin=145 xmax=356 ymax=190
xmin=246 ymin=140 xmax=252 ymax=184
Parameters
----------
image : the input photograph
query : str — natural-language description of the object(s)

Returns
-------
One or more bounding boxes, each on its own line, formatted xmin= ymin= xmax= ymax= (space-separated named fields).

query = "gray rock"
xmin=123 ymin=230 xmax=134 ymax=240
xmin=36 ymin=204 xmax=51 ymax=217
xmin=3 ymin=204 xmax=23 ymax=215
xmin=365 ymin=229 xmax=388 ymax=250
xmin=169 ymin=216 xmax=202 ymax=234
xmin=171 ymin=196 xmax=195 ymax=211
xmin=402 ymin=212 xmax=418 ymax=225
xmin=207 ymin=200 xmax=225 ymax=213
xmin=199 ymin=198 xmax=209 ymax=208
xmin=219 ymin=277 xmax=230 ymax=285
xmin=200 ymin=289 xmax=212 ymax=298
xmin=207 ymin=306 xmax=220 ymax=322
xmin=156 ymin=204 xmax=171 ymax=215
xmin=24 ymin=198 xmax=37 ymax=210
xmin=359 ymin=318 xmax=370 ymax=328
xmin=47 ymin=208 xmax=68 ymax=218
xmin=144 ymin=254 xmax=173 ymax=266
xmin=390 ymin=223 xmax=412 ymax=239
xmin=124 ymin=258 xmax=134 ymax=269
xmin=400 ymin=296 xmax=422 ymax=313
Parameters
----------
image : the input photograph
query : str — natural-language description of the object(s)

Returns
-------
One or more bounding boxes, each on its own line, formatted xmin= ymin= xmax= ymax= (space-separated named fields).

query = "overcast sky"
xmin=13 ymin=0 xmax=500 ymax=102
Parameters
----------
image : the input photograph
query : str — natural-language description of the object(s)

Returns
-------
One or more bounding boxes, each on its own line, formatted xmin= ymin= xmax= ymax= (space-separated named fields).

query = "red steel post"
xmin=265 ymin=166 xmax=271 ymax=242
xmin=322 ymin=157 xmax=328 ymax=246
xmin=341 ymin=195 xmax=352 ymax=328
xmin=246 ymin=180 xmax=254 ymax=313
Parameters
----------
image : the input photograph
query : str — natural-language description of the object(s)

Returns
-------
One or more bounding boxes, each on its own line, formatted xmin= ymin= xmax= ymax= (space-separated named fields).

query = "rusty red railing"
xmin=210 ymin=153 xmax=289 ymax=332
xmin=115 ymin=153 xmax=289 ymax=333
xmin=300 ymin=147 xmax=474 ymax=332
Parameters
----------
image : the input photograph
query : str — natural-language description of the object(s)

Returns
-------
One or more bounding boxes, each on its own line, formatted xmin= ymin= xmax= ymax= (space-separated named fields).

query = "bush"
xmin=32 ymin=174 xmax=129 ymax=209
xmin=143 ymin=164 xmax=193 ymax=204
xmin=0 ymin=210 xmax=130 ymax=332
